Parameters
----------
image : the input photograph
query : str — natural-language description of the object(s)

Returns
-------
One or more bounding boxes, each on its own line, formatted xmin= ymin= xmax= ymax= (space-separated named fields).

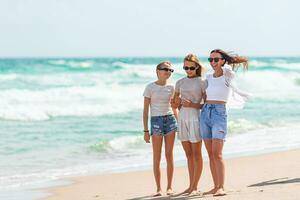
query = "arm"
xmin=199 ymin=92 xmax=207 ymax=109
xmin=143 ymin=97 xmax=151 ymax=143
xmin=181 ymin=86 xmax=206 ymax=109
xmin=170 ymin=90 xmax=179 ymax=120
xmin=171 ymin=92 xmax=181 ymax=109
xmin=200 ymin=80 xmax=207 ymax=109
xmin=181 ymin=99 xmax=202 ymax=109
xmin=172 ymin=107 xmax=178 ymax=121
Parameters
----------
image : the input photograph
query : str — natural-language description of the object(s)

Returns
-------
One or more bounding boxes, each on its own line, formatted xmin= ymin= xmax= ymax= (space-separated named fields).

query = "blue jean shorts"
xmin=200 ymin=104 xmax=227 ymax=140
xmin=150 ymin=114 xmax=177 ymax=136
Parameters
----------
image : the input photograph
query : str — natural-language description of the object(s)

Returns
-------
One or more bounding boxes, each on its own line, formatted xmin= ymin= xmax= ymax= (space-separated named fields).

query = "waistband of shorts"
xmin=151 ymin=114 xmax=174 ymax=119
xmin=204 ymin=103 xmax=226 ymax=108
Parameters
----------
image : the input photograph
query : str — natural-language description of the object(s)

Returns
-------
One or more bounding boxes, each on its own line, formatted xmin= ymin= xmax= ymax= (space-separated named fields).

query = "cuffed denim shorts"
xmin=150 ymin=114 xmax=177 ymax=136
xmin=200 ymin=104 xmax=227 ymax=140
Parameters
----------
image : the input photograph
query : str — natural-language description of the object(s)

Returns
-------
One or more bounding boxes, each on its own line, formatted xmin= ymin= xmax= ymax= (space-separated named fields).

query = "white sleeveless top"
xmin=206 ymin=74 xmax=230 ymax=102
xmin=206 ymin=65 xmax=234 ymax=102
xmin=206 ymin=65 xmax=251 ymax=108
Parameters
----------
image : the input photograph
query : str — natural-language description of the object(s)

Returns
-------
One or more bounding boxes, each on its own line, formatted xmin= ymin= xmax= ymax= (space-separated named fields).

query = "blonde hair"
xmin=184 ymin=54 xmax=204 ymax=77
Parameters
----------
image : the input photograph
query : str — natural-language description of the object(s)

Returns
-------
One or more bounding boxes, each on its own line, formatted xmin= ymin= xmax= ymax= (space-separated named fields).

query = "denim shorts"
xmin=150 ymin=114 xmax=177 ymax=136
xmin=200 ymin=104 xmax=227 ymax=140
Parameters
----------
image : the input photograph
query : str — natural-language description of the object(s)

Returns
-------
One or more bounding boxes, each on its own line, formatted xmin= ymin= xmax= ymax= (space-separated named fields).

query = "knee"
xmin=207 ymin=151 xmax=214 ymax=160
xmin=193 ymin=152 xmax=203 ymax=161
xmin=165 ymin=151 xmax=173 ymax=161
xmin=153 ymin=158 xmax=161 ymax=169
xmin=185 ymin=151 xmax=193 ymax=159
xmin=212 ymin=151 xmax=223 ymax=161
xmin=153 ymin=154 xmax=161 ymax=163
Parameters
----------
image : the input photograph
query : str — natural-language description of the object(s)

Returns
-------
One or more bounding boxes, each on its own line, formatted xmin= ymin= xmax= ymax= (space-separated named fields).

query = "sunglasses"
xmin=208 ymin=57 xmax=224 ymax=63
xmin=158 ymin=68 xmax=174 ymax=73
xmin=183 ymin=66 xmax=196 ymax=71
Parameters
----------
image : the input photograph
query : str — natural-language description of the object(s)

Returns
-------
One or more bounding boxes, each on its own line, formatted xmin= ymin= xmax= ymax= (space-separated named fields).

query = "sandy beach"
xmin=44 ymin=149 xmax=300 ymax=200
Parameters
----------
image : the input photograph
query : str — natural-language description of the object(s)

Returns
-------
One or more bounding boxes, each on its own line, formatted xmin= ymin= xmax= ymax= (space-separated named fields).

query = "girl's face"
xmin=209 ymin=52 xmax=226 ymax=71
xmin=183 ymin=60 xmax=198 ymax=77
xmin=156 ymin=64 xmax=173 ymax=80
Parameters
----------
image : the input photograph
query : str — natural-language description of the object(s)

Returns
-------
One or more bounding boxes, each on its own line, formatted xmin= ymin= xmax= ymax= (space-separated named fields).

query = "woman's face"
xmin=183 ymin=60 xmax=198 ymax=77
xmin=156 ymin=64 xmax=173 ymax=80
xmin=209 ymin=52 xmax=226 ymax=71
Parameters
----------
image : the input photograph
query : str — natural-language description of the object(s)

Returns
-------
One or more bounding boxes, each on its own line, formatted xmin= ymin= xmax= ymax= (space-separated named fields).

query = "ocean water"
xmin=0 ymin=57 xmax=300 ymax=199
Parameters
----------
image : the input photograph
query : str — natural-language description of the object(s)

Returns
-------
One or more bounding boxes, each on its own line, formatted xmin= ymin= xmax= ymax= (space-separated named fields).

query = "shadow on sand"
xmin=248 ymin=177 xmax=300 ymax=187
xmin=127 ymin=193 xmax=206 ymax=200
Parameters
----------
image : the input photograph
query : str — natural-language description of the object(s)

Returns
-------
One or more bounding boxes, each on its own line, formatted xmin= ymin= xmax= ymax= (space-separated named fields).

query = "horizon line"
xmin=1 ymin=55 xmax=300 ymax=59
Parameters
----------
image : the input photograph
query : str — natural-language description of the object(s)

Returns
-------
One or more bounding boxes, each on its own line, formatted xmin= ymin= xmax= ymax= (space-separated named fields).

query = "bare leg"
xmin=190 ymin=141 xmax=203 ymax=192
xmin=164 ymin=131 xmax=175 ymax=194
xmin=152 ymin=134 xmax=163 ymax=195
xmin=203 ymin=139 xmax=218 ymax=195
xmin=212 ymin=139 xmax=226 ymax=196
xmin=181 ymin=141 xmax=194 ymax=194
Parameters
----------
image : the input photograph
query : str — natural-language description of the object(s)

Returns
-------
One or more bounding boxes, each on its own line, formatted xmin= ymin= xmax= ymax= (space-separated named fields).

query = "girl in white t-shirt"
xmin=172 ymin=54 xmax=206 ymax=195
xmin=143 ymin=61 xmax=178 ymax=196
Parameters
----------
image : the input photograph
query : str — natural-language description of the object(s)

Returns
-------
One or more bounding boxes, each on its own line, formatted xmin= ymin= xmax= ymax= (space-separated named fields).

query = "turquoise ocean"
xmin=0 ymin=57 xmax=300 ymax=199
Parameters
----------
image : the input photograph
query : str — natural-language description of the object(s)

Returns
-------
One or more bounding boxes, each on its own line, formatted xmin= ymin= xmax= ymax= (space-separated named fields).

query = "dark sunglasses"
xmin=158 ymin=68 xmax=174 ymax=73
xmin=183 ymin=66 xmax=196 ymax=71
xmin=208 ymin=57 xmax=224 ymax=63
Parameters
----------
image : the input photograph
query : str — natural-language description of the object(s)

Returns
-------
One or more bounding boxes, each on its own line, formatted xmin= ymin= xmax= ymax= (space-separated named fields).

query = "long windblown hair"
xmin=211 ymin=49 xmax=248 ymax=71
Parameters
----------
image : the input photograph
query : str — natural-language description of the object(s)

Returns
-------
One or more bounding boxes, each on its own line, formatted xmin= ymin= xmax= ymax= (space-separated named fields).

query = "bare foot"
xmin=188 ymin=190 xmax=201 ymax=196
xmin=176 ymin=188 xmax=191 ymax=196
xmin=166 ymin=189 xmax=174 ymax=195
xmin=203 ymin=188 xmax=218 ymax=195
xmin=213 ymin=188 xmax=226 ymax=196
xmin=153 ymin=190 xmax=162 ymax=197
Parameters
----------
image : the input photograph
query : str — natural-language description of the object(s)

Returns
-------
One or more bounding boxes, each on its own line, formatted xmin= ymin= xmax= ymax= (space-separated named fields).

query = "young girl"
xmin=172 ymin=54 xmax=206 ymax=195
xmin=200 ymin=49 xmax=249 ymax=196
xmin=143 ymin=61 xmax=178 ymax=196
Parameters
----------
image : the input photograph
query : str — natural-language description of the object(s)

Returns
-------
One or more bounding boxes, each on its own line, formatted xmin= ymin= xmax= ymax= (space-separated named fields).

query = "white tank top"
xmin=206 ymin=65 xmax=234 ymax=102
xmin=206 ymin=65 xmax=252 ymax=108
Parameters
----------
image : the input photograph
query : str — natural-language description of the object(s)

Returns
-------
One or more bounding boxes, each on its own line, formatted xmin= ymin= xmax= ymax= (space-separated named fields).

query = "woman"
xmin=143 ymin=61 xmax=178 ymax=196
xmin=172 ymin=54 xmax=206 ymax=195
xmin=201 ymin=49 xmax=249 ymax=196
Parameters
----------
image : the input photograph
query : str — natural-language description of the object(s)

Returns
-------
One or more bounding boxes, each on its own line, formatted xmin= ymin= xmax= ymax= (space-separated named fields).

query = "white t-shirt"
xmin=175 ymin=77 xmax=207 ymax=104
xmin=143 ymin=82 xmax=174 ymax=117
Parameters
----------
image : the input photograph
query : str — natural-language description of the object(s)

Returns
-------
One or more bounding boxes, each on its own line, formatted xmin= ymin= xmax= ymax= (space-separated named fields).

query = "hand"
xmin=144 ymin=132 xmax=150 ymax=143
xmin=171 ymin=97 xmax=181 ymax=108
xmin=181 ymin=99 xmax=192 ymax=107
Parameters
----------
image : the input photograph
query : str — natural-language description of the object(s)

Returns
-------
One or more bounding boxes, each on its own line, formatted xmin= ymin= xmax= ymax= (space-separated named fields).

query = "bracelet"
xmin=144 ymin=130 xmax=149 ymax=132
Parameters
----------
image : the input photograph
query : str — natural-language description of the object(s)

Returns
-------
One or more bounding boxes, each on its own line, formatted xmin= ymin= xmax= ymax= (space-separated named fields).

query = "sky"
xmin=0 ymin=0 xmax=299 ymax=57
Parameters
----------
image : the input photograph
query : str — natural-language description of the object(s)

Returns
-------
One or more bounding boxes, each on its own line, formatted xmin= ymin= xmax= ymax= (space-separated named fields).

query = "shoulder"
xmin=197 ymin=77 xmax=207 ymax=89
xmin=169 ymin=84 xmax=175 ymax=89
xmin=205 ymin=73 xmax=213 ymax=79
xmin=198 ymin=77 xmax=206 ymax=84
xmin=145 ymin=82 xmax=155 ymax=90
xmin=166 ymin=84 xmax=174 ymax=90
xmin=223 ymin=64 xmax=233 ymax=69
xmin=175 ymin=77 xmax=187 ymax=85
xmin=176 ymin=77 xmax=186 ymax=83
xmin=222 ymin=64 xmax=234 ymax=73
xmin=222 ymin=64 xmax=235 ymax=78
